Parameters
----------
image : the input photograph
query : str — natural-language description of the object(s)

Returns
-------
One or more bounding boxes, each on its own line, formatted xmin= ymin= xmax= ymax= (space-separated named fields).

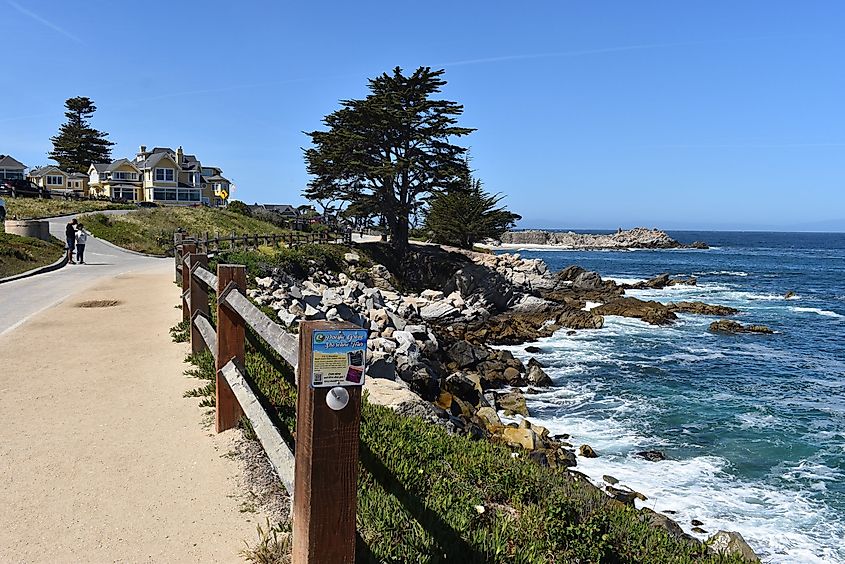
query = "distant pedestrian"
xmin=65 ymin=218 xmax=78 ymax=264
xmin=75 ymin=223 xmax=88 ymax=264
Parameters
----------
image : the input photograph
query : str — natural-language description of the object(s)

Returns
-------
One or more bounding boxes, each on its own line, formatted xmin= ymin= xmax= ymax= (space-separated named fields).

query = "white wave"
xmin=606 ymin=276 xmax=645 ymax=285
xmin=696 ymin=270 xmax=749 ymax=277
xmin=789 ymin=307 xmax=844 ymax=318
xmin=582 ymin=301 xmax=602 ymax=311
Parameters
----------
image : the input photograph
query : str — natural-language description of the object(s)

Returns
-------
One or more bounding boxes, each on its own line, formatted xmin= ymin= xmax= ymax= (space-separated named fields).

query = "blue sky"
xmin=2 ymin=1 xmax=843 ymax=231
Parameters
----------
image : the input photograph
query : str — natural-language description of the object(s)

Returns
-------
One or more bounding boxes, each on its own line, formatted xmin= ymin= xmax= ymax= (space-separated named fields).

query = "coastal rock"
xmin=594 ymin=298 xmax=677 ymax=325
xmin=707 ymin=531 xmax=761 ymax=563
xmin=475 ymin=406 xmax=504 ymax=434
xmin=639 ymin=508 xmax=697 ymax=543
xmin=526 ymin=359 xmax=553 ymax=387
xmin=709 ymin=320 xmax=773 ymax=334
xmin=524 ymin=345 xmax=542 ymax=353
xmin=784 ymin=291 xmax=796 ymax=299
xmin=502 ymin=427 xmax=539 ymax=450
xmin=667 ymin=301 xmax=738 ymax=316
xmin=689 ymin=241 xmax=709 ymax=249
xmin=603 ymin=475 xmax=619 ymax=485
xmin=606 ymin=485 xmax=647 ymax=506
xmin=635 ymin=450 xmax=667 ymax=462
xmin=497 ymin=390 xmax=528 ymax=417
xmin=579 ymin=444 xmax=598 ymax=458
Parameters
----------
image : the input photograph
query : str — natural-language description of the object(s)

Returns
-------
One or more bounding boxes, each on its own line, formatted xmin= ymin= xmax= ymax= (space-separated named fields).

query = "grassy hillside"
xmin=0 ymin=232 xmax=65 ymax=277
xmin=4 ymin=197 xmax=134 ymax=220
xmin=83 ymin=206 xmax=291 ymax=255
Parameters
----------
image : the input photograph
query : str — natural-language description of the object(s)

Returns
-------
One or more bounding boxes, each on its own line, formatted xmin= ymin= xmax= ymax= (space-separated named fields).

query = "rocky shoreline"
xmin=246 ymin=242 xmax=761 ymax=561
xmin=498 ymin=227 xmax=709 ymax=250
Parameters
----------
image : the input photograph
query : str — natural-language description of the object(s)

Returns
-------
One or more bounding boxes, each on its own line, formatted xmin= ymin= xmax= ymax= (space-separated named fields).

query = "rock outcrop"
xmin=667 ymin=302 xmax=738 ymax=316
xmin=707 ymin=531 xmax=761 ymax=562
xmin=709 ymin=320 xmax=774 ymax=334
xmin=499 ymin=227 xmax=705 ymax=250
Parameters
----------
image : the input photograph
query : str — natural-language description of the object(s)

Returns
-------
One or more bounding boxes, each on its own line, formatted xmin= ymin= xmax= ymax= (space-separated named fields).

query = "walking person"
xmin=75 ymin=223 xmax=88 ymax=264
xmin=65 ymin=218 xmax=77 ymax=264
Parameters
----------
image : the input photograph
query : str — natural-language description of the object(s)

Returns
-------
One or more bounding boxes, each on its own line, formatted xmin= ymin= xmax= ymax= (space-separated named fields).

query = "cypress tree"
xmin=49 ymin=96 xmax=114 ymax=173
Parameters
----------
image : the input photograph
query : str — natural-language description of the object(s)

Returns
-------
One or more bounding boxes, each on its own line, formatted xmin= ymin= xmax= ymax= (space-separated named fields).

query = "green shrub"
xmin=227 ymin=200 xmax=253 ymax=217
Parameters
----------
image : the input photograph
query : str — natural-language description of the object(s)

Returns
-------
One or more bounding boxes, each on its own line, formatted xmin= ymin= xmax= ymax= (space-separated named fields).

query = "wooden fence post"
xmin=174 ymin=232 xmax=184 ymax=283
xmin=189 ymin=253 xmax=210 ymax=355
xmin=181 ymin=241 xmax=196 ymax=321
xmin=292 ymin=320 xmax=362 ymax=564
xmin=216 ymin=264 xmax=246 ymax=433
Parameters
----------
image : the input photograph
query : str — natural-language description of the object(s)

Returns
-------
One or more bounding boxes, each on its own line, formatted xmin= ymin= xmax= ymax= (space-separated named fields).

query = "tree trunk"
xmin=390 ymin=214 xmax=409 ymax=258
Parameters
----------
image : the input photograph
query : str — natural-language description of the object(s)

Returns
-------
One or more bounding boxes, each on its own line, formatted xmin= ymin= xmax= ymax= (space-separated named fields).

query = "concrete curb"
xmin=0 ymin=251 xmax=68 ymax=285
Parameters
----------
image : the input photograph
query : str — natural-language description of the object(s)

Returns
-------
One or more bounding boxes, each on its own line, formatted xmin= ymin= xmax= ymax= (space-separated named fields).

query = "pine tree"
xmin=49 ymin=97 xmax=114 ymax=173
xmin=424 ymin=175 xmax=521 ymax=250
xmin=304 ymin=67 xmax=473 ymax=259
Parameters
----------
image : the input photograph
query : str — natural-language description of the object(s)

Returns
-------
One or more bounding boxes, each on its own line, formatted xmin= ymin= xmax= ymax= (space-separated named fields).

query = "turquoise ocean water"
xmin=501 ymin=231 xmax=845 ymax=563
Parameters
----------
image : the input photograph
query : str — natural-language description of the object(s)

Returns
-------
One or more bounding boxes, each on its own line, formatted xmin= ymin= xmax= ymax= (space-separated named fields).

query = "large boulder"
xmin=526 ymin=358 xmax=553 ymax=387
xmin=502 ymin=427 xmax=538 ymax=450
xmin=497 ymin=390 xmax=528 ymax=417
xmin=707 ymin=531 xmax=760 ymax=562
xmin=444 ymin=263 xmax=514 ymax=311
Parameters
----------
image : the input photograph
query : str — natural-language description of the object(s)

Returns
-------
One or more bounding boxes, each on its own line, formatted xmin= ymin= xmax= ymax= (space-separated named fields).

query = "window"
xmin=154 ymin=168 xmax=174 ymax=182
xmin=46 ymin=175 xmax=64 ymax=185
xmin=113 ymin=187 xmax=135 ymax=201
xmin=113 ymin=171 xmax=137 ymax=181
xmin=0 ymin=169 xmax=24 ymax=180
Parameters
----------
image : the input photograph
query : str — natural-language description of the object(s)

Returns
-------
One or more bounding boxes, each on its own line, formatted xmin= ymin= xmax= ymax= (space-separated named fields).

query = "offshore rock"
xmin=709 ymin=320 xmax=773 ymax=334
xmin=667 ymin=301 xmax=738 ymax=316
xmin=594 ymin=298 xmax=677 ymax=325
xmin=500 ymin=227 xmax=686 ymax=249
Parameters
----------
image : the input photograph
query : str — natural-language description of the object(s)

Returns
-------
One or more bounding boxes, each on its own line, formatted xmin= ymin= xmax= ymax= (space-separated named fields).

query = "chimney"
xmin=176 ymin=146 xmax=184 ymax=164
xmin=139 ymin=145 xmax=146 ymax=154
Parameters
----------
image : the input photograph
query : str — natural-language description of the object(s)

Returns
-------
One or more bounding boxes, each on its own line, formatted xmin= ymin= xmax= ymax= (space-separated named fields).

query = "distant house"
xmin=88 ymin=158 xmax=141 ymax=200
xmin=249 ymin=204 xmax=300 ymax=219
xmin=89 ymin=145 xmax=232 ymax=206
xmin=0 ymin=155 xmax=26 ymax=180
xmin=28 ymin=165 xmax=69 ymax=191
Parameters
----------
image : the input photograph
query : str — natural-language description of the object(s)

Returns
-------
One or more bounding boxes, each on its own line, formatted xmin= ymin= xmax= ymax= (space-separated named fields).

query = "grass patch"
xmin=4 ymin=197 xmax=133 ymax=220
xmin=0 ymin=232 xmax=65 ymax=278
xmin=83 ymin=206 xmax=293 ymax=256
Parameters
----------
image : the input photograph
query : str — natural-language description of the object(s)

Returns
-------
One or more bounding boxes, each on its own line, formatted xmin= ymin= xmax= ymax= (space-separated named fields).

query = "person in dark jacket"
xmin=65 ymin=219 xmax=77 ymax=264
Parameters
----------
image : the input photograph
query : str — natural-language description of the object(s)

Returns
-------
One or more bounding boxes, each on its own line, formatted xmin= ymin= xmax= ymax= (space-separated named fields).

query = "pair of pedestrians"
xmin=65 ymin=219 xmax=89 ymax=265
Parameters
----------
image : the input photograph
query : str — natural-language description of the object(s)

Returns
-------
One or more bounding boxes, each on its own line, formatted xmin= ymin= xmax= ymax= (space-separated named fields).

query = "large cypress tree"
xmin=304 ymin=67 xmax=473 ymax=259
xmin=49 ymin=96 xmax=114 ymax=172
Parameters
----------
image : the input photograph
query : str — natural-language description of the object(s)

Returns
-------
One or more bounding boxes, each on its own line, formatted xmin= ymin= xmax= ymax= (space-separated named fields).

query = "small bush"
xmin=227 ymin=200 xmax=253 ymax=217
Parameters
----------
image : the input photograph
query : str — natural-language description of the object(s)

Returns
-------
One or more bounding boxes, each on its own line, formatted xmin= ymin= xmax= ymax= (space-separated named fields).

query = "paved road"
xmin=0 ymin=212 xmax=167 ymax=335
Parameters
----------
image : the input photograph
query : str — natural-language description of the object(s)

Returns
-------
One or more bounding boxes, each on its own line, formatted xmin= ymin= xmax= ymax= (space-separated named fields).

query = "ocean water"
xmin=500 ymin=231 xmax=845 ymax=563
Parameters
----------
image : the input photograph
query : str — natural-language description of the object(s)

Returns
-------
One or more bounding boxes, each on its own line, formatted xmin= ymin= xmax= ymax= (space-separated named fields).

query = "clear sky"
xmin=2 ymin=1 xmax=843 ymax=231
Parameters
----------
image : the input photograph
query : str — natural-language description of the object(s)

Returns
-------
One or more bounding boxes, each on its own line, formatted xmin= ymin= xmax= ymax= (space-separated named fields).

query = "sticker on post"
xmin=311 ymin=329 xmax=368 ymax=387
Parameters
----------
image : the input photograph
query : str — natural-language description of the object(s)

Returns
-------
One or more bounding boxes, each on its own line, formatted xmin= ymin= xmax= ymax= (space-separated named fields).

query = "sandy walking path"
xmin=0 ymin=267 xmax=263 ymax=562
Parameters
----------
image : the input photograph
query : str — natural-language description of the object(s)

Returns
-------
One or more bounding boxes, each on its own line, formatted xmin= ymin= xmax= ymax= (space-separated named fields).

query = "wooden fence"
xmin=178 ymin=237 xmax=361 ymax=563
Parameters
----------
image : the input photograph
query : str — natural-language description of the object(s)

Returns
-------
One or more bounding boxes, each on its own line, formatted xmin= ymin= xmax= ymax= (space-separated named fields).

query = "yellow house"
xmin=89 ymin=145 xmax=231 ymax=206
xmin=27 ymin=166 xmax=68 ymax=191
xmin=88 ymin=159 xmax=142 ymax=200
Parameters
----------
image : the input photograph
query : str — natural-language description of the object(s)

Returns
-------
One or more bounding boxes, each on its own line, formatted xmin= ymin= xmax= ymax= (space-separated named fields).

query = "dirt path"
xmin=0 ymin=267 xmax=263 ymax=562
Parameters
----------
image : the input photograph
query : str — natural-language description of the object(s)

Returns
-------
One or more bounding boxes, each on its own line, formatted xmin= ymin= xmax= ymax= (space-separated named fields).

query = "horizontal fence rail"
xmin=179 ymin=239 xmax=361 ymax=563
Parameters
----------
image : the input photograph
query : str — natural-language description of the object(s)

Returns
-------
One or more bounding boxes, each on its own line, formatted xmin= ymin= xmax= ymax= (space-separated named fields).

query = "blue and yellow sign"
xmin=311 ymin=329 xmax=368 ymax=388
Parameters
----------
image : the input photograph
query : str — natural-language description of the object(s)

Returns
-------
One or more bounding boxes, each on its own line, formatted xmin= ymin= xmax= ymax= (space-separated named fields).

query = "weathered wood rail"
xmin=179 ymin=236 xmax=361 ymax=563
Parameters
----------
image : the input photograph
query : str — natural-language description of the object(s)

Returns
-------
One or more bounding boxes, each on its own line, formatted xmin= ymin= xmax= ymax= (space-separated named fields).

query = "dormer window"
xmin=113 ymin=171 xmax=137 ymax=181
xmin=155 ymin=168 xmax=175 ymax=182
xmin=46 ymin=175 xmax=64 ymax=186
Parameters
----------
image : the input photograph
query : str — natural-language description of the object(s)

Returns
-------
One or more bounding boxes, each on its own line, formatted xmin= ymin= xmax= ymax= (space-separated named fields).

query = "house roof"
xmin=0 ymin=155 xmax=26 ymax=169
xmin=91 ymin=163 xmax=109 ymax=173
xmin=67 ymin=172 xmax=87 ymax=179
xmin=138 ymin=151 xmax=178 ymax=170
xmin=28 ymin=165 xmax=66 ymax=177
xmin=106 ymin=158 xmax=139 ymax=172
xmin=251 ymin=204 xmax=298 ymax=215
xmin=202 ymin=174 xmax=229 ymax=182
